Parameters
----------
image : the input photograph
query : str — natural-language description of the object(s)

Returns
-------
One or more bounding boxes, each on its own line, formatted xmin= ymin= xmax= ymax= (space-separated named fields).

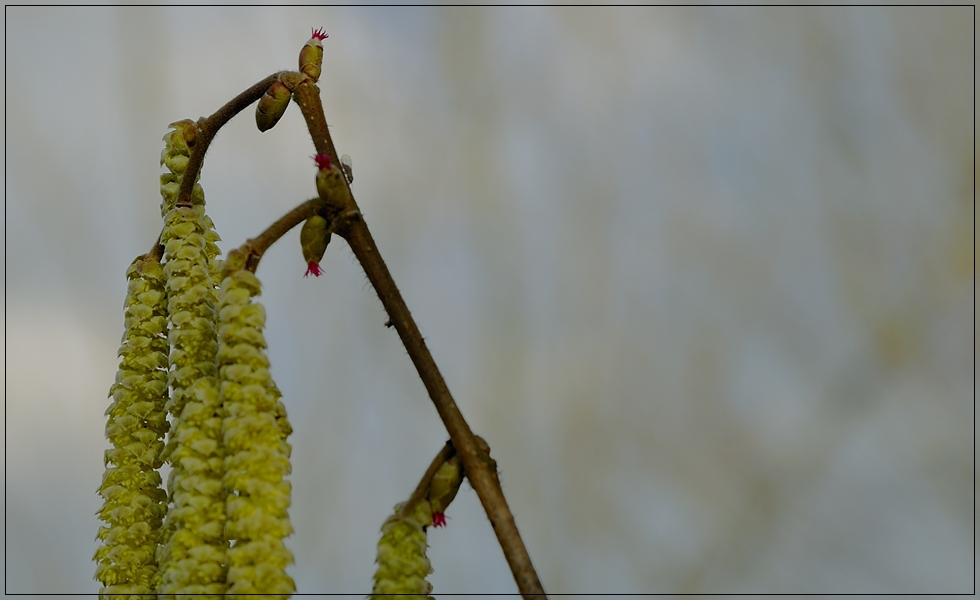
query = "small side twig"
xmin=237 ymin=197 xmax=324 ymax=273
xmin=233 ymin=199 xmax=360 ymax=273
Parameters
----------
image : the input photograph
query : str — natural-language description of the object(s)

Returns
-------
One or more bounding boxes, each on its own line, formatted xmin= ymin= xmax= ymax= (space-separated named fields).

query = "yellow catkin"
xmin=95 ymin=256 xmax=171 ymax=599
xmin=156 ymin=207 xmax=228 ymax=597
xmin=218 ymin=263 xmax=295 ymax=598
xmin=371 ymin=500 xmax=435 ymax=600
xmin=155 ymin=119 xmax=228 ymax=597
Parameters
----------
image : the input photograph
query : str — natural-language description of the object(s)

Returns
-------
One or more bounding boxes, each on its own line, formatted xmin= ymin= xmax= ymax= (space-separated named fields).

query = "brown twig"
xmin=175 ymin=73 xmax=283 ymax=208
xmin=292 ymin=82 xmax=342 ymax=165
xmin=235 ymin=197 xmax=325 ymax=273
xmin=293 ymin=80 xmax=547 ymax=599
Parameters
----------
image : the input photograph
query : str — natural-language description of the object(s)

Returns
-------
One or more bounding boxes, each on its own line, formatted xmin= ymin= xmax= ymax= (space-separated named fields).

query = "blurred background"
xmin=4 ymin=5 xmax=974 ymax=595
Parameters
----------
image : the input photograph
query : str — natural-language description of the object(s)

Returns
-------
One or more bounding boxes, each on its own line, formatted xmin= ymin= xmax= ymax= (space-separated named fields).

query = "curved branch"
xmin=175 ymin=72 xmax=284 ymax=208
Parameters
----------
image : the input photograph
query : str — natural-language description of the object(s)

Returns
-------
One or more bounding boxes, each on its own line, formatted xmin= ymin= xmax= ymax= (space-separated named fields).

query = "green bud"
xmin=300 ymin=215 xmax=330 ymax=276
xmin=299 ymin=28 xmax=328 ymax=82
xmin=314 ymin=156 xmax=351 ymax=208
xmin=255 ymin=80 xmax=292 ymax=133
xmin=428 ymin=453 xmax=464 ymax=527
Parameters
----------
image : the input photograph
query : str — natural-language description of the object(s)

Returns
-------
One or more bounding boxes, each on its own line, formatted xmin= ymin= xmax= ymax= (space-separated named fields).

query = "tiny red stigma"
xmin=432 ymin=512 xmax=448 ymax=528
xmin=311 ymin=27 xmax=329 ymax=41
xmin=313 ymin=154 xmax=332 ymax=171
xmin=305 ymin=261 xmax=323 ymax=277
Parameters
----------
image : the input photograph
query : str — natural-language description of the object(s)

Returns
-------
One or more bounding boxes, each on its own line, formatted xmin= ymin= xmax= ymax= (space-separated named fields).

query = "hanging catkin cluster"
xmin=96 ymin=28 xmax=520 ymax=598
xmin=218 ymin=251 xmax=295 ymax=596
xmin=98 ymin=118 xmax=298 ymax=597
xmin=95 ymin=256 xmax=171 ymax=597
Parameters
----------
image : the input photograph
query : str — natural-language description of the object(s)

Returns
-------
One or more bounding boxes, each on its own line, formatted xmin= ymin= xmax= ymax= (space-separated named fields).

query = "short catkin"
xmin=372 ymin=500 xmax=435 ymax=599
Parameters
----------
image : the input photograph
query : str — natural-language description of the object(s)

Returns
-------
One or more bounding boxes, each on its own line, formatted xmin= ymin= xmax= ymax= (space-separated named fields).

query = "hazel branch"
xmin=146 ymin=40 xmax=546 ymax=597
xmin=174 ymin=73 xmax=284 ymax=208
xmin=293 ymin=82 xmax=341 ymax=163
xmin=293 ymin=80 xmax=547 ymax=599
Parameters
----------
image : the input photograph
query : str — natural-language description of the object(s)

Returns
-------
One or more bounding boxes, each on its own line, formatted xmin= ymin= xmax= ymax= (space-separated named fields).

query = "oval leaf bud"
xmin=255 ymin=80 xmax=292 ymax=133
